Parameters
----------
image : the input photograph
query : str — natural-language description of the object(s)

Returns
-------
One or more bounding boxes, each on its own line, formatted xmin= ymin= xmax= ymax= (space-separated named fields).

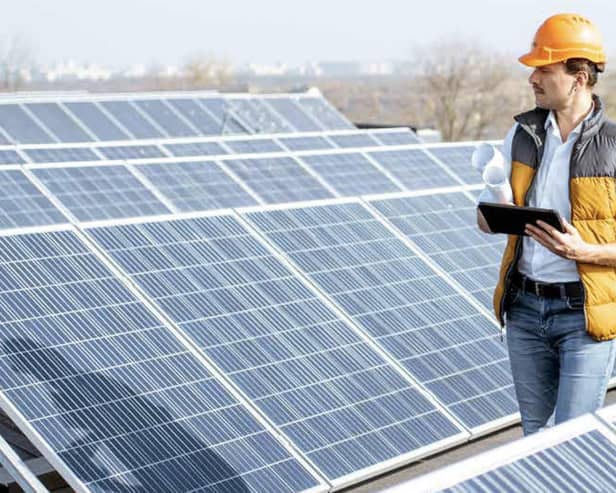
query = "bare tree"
xmin=0 ymin=34 xmax=33 ymax=91
xmin=183 ymin=54 xmax=233 ymax=89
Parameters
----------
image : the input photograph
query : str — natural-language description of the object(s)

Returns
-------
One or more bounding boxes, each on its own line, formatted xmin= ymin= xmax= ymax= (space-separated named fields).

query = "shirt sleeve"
xmin=475 ymin=123 xmax=517 ymax=205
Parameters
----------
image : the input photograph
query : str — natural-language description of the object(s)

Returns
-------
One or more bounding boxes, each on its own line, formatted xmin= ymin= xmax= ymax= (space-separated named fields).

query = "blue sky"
xmin=3 ymin=0 xmax=616 ymax=66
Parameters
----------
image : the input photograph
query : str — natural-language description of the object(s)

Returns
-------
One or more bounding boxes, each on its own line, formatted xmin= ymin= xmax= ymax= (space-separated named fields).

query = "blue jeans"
xmin=506 ymin=286 xmax=616 ymax=435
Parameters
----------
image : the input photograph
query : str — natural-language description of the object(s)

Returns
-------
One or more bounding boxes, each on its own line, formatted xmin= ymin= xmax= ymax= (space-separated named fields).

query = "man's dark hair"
xmin=565 ymin=58 xmax=603 ymax=87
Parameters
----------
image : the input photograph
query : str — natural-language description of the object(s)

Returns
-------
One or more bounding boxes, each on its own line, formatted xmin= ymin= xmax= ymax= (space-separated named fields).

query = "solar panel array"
xmin=0 ymin=90 xmax=612 ymax=492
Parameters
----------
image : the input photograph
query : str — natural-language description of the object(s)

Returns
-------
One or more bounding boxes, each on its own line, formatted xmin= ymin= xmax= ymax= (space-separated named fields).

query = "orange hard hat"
xmin=519 ymin=13 xmax=606 ymax=69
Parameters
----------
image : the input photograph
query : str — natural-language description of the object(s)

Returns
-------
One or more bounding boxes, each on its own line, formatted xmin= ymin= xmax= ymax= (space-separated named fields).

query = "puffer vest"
xmin=494 ymin=95 xmax=616 ymax=341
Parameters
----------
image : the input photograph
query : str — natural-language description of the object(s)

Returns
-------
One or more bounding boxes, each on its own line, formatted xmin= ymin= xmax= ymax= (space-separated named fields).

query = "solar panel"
xmin=133 ymin=100 xmax=198 ymax=137
xmin=329 ymin=133 xmax=380 ymax=148
xmin=278 ymin=136 xmax=335 ymax=151
xmin=428 ymin=145 xmax=479 ymax=185
xmin=162 ymin=141 xmax=227 ymax=157
xmin=228 ymin=99 xmax=294 ymax=134
xmin=396 ymin=414 xmax=616 ymax=493
xmin=225 ymin=139 xmax=284 ymax=154
xmin=370 ymin=192 xmax=506 ymax=312
xmin=87 ymin=214 xmax=466 ymax=486
xmin=223 ymin=157 xmax=334 ymax=203
xmin=368 ymin=149 xmax=460 ymax=190
xmin=373 ymin=130 xmax=420 ymax=146
xmin=300 ymin=153 xmax=402 ymax=196
xmin=0 ymin=150 xmax=25 ymax=166
xmin=597 ymin=402 xmax=616 ymax=426
xmin=0 ymin=105 xmax=55 ymax=144
xmin=0 ymin=228 xmax=323 ymax=493
xmin=136 ymin=161 xmax=258 ymax=211
xmin=98 ymin=145 xmax=166 ymax=160
xmin=246 ymin=202 xmax=517 ymax=431
xmin=0 ymin=170 xmax=66 ymax=228
xmin=31 ymin=165 xmax=171 ymax=221
xmin=64 ymin=102 xmax=131 ymax=141
xmin=24 ymin=147 xmax=101 ymax=164
xmin=296 ymin=98 xmax=354 ymax=130
xmin=197 ymin=98 xmax=247 ymax=134
xmin=24 ymin=103 xmax=93 ymax=143
xmin=265 ymin=99 xmax=322 ymax=132
xmin=100 ymin=101 xmax=165 ymax=139
xmin=166 ymin=99 xmax=222 ymax=135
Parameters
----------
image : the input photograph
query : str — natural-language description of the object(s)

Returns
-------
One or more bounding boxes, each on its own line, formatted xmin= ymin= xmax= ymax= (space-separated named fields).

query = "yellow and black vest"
xmin=494 ymin=95 xmax=616 ymax=341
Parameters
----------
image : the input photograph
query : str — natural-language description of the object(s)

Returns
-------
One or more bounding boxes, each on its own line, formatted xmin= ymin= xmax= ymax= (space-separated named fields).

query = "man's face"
xmin=528 ymin=62 xmax=577 ymax=110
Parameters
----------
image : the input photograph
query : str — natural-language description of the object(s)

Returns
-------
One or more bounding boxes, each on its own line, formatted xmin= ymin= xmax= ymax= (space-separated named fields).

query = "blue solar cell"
xmin=247 ymin=203 xmax=516 ymax=430
xmin=266 ymin=99 xmax=322 ymax=132
xmin=133 ymin=100 xmax=198 ymax=137
xmin=296 ymin=98 xmax=354 ymax=130
xmin=32 ymin=165 xmax=171 ymax=221
xmin=166 ymin=99 xmax=222 ymax=135
xmin=368 ymin=149 xmax=460 ymax=190
xmin=0 ymin=105 xmax=55 ymax=144
xmin=98 ymin=145 xmax=165 ymax=160
xmin=223 ymin=157 xmax=333 ymax=203
xmin=301 ymin=152 xmax=401 ymax=196
xmin=100 ymin=101 xmax=165 ymax=139
xmin=228 ymin=99 xmax=294 ymax=134
xmin=0 ymin=170 xmax=66 ymax=228
xmin=137 ymin=161 xmax=258 ymax=211
xmin=64 ymin=102 xmax=131 ymax=141
xmin=329 ymin=133 xmax=380 ymax=148
xmin=24 ymin=147 xmax=101 ymax=164
xmin=0 ymin=150 xmax=25 ymax=166
xmin=0 ymin=230 xmax=321 ymax=493
xmin=371 ymin=193 xmax=506 ymax=312
xmin=373 ymin=130 xmax=420 ymax=145
xmin=429 ymin=145 xmax=479 ymax=185
xmin=198 ymin=99 xmax=246 ymax=134
xmin=25 ymin=103 xmax=93 ymax=142
xmin=88 ymin=215 xmax=463 ymax=483
xmin=225 ymin=139 xmax=283 ymax=154
xmin=163 ymin=142 xmax=227 ymax=157
xmin=278 ymin=136 xmax=334 ymax=151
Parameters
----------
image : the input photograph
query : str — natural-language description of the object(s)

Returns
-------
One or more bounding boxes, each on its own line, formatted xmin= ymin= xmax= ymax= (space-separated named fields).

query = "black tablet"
xmin=478 ymin=202 xmax=565 ymax=235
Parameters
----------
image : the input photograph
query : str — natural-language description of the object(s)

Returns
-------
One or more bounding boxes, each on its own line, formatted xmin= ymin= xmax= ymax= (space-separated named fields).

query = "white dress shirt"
xmin=478 ymin=106 xmax=594 ymax=282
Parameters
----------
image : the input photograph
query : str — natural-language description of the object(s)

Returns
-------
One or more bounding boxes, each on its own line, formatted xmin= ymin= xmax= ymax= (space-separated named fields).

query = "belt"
xmin=511 ymin=272 xmax=584 ymax=299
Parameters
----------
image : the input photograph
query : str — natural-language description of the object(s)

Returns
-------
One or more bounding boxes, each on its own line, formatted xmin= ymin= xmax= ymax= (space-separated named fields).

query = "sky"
xmin=3 ymin=0 xmax=616 ymax=67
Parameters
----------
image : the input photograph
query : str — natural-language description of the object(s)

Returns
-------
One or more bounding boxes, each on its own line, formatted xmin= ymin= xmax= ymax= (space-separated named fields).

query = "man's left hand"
xmin=525 ymin=219 xmax=593 ymax=262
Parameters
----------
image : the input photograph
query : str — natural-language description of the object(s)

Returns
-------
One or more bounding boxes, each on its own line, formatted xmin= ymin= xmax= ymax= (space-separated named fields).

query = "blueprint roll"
xmin=471 ymin=144 xmax=513 ymax=204
xmin=471 ymin=143 xmax=505 ymax=173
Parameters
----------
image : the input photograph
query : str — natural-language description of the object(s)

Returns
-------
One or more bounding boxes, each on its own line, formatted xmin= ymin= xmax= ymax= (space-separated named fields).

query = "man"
xmin=477 ymin=13 xmax=616 ymax=435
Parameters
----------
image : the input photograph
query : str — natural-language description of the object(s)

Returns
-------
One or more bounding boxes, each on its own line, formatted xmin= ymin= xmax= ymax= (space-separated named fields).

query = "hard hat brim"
xmin=518 ymin=52 xmax=556 ymax=67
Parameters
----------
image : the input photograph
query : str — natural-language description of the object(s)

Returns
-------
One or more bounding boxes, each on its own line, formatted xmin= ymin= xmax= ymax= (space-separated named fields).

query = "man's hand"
xmin=524 ymin=219 xmax=593 ymax=261
xmin=477 ymin=208 xmax=493 ymax=234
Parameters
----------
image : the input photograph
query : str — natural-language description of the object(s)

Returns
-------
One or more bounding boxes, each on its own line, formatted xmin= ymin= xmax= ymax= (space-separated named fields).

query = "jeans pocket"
xmin=505 ymin=286 xmax=522 ymax=307
xmin=566 ymin=295 xmax=585 ymax=310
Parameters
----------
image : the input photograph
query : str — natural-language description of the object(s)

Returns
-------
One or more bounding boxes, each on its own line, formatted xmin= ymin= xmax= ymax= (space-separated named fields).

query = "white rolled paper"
xmin=471 ymin=144 xmax=513 ymax=204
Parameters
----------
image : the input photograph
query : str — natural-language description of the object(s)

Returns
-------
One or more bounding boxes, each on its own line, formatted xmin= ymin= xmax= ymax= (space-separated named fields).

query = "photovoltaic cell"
xmin=373 ymin=131 xmax=420 ymax=146
xmin=24 ymin=103 xmax=93 ymax=143
xmin=296 ymin=99 xmax=354 ymax=130
xmin=88 ymin=215 xmax=464 ymax=483
xmin=166 ymin=99 xmax=222 ymax=135
xmin=278 ymin=136 xmax=334 ymax=151
xmin=0 ymin=170 xmax=66 ymax=228
xmin=371 ymin=192 xmax=506 ymax=312
xmin=266 ymin=99 xmax=322 ymax=132
xmin=0 ymin=105 xmax=55 ymax=144
xmin=162 ymin=142 xmax=227 ymax=157
xmin=225 ymin=139 xmax=284 ymax=154
xmin=329 ymin=134 xmax=380 ymax=149
xmin=133 ymin=100 xmax=198 ymax=137
xmin=300 ymin=153 xmax=401 ymax=196
xmin=32 ymin=165 xmax=171 ymax=221
xmin=0 ymin=150 xmax=25 ymax=166
xmin=428 ymin=145 xmax=479 ymax=185
xmin=100 ymin=101 xmax=165 ymax=139
xmin=228 ymin=99 xmax=294 ymax=134
xmin=197 ymin=99 xmax=246 ymax=134
xmin=136 ymin=161 xmax=258 ymax=211
xmin=24 ymin=147 xmax=101 ymax=164
xmin=64 ymin=102 xmax=131 ymax=141
xmin=368 ymin=149 xmax=459 ymax=190
xmin=223 ymin=157 xmax=333 ymax=203
xmin=98 ymin=145 xmax=165 ymax=160
xmin=0 ymin=229 xmax=322 ymax=493
xmin=247 ymin=203 xmax=516 ymax=430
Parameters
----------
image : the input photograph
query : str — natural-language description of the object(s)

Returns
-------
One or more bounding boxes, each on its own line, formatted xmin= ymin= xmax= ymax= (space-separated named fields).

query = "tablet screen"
xmin=478 ymin=202 xmax=565 ymax=236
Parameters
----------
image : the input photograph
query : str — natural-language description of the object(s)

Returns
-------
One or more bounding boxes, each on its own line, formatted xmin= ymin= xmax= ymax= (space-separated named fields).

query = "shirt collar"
xmin=544 ymin=102 xmax=595 ymax=140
